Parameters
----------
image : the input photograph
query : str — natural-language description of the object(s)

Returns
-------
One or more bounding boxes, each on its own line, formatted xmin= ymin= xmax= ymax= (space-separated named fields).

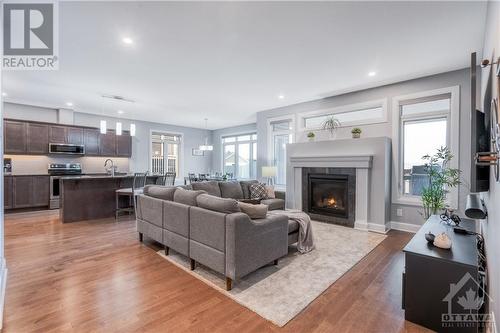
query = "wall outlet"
xmin=396 ymin=208 xmax=403 ymax=217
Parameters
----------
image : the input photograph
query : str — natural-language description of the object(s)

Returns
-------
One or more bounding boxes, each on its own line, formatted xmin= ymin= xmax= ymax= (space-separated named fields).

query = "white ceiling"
xmin=3 ymin=1 xmax=487 ymax=130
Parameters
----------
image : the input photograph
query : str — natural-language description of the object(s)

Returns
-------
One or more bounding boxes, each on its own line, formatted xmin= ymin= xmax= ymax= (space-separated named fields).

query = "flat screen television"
xmin=470 ymin=52 xmax=491 ymax=193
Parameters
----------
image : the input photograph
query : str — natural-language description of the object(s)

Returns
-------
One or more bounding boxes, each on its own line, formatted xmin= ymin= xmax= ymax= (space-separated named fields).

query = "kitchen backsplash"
xmin=4 ymin=155 xmax=130 ymax=175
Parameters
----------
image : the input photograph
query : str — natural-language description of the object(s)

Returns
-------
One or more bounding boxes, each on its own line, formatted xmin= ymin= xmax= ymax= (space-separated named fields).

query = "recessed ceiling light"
xmin=1 ymin=92 xmax=7 ymax=97
xmin=66 ymin=102 xmax=73 ymax=107
xmin=278 ymin=94 xmax=285 ymax=99
xmin=122 ymin=37 xmax=134 ymax=45
xmin=368 ymin=71 xmax=377 ymax=77
xmin=117 ymin=110 xmax=124 ymax=114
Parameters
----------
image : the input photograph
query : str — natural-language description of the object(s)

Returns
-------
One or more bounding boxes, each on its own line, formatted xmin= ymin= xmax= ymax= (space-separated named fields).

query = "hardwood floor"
xmin=3 ymin=210 xmax=432 ymax=332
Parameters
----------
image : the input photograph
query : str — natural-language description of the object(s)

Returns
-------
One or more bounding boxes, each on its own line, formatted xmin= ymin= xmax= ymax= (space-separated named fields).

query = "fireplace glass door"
xmin=308 ymin=175 xmax=349 ymax=218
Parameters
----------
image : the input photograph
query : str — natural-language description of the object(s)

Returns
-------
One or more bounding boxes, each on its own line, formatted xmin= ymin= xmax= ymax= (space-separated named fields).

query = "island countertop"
xmin=60 ymin=174 xmax=160 ymax=223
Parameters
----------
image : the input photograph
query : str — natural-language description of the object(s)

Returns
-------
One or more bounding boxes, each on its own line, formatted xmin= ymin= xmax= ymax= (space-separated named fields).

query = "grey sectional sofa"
xmin=136 ymin=181 xmax=297 ymax=290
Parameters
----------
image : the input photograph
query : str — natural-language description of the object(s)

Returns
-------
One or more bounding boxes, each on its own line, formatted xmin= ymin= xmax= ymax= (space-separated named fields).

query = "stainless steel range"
xmin=48 ymin=163 xmax=82 ymax=209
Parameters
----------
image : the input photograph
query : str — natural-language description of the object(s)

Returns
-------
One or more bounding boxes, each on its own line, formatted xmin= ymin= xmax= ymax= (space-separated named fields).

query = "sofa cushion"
xmin=237 ymin=202 xmax=268 ymax=219
xmin=143 ymin=185 xmax=177 ymax=201
xmin=288 ymin=219 xmax=299 ymax=233
xmin=250 ymin=183 xmax=268 ymax=199
xmin=191 ymin=181 xmax=222 ymax=197
xmin=196 ymin=194 xmax=241 ymax=214
xmin=219 ymin=181 xmax=244 ymax=199
xmin=240 ymin=180 xmax=259 ymax=199
xmin=173 ymin=189 xmax=206 ymax=206
xmin=261 ymin=198 xmax=285 ymax=210
xmin=265 ymin=185 xmax=276 ymax=199
xmin=177 ymin=184 xmax=192 ymax=190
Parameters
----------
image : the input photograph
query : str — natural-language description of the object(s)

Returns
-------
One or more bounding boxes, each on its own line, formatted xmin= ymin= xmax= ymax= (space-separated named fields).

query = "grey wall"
xmin=3 ymin=102 xmax=213 ymax=177
xmin=256 ymin=68 xmax=472 ymax=226
xmin=480 ymin=1 xmax=500 ymax=329
xmin=210 ymin=123 xmax=257 ymax=173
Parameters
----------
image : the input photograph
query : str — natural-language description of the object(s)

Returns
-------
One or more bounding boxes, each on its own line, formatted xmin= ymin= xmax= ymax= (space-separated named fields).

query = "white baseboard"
xmin=389 ymin=221 xmax=421 ymax=233
xmin=0 ymin=257 xmax=7 ymax=330
xmin=354 ymin=220 xmax=390 ymax=234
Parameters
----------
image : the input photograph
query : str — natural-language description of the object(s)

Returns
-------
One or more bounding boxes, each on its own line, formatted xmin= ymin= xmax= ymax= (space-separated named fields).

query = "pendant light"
xmin=199 ymin=118 xmax=213 ymax=151
xmin=99 ymin=97 xmax=107 ymax=134
xmin=116 ymin=121 xmax=122 ymax=135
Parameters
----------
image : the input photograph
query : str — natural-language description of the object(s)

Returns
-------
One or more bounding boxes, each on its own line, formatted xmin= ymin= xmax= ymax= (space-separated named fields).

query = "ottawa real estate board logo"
xmin=2 ymin=1 xmax=59 ymax=70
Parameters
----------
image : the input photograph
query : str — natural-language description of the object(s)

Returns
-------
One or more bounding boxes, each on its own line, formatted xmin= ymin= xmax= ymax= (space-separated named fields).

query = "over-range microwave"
xmin=49 ymin=143 xmax=85 ymax=155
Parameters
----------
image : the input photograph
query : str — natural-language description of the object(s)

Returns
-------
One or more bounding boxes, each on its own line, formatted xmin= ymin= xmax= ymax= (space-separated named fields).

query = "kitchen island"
xmin=60 ymin=174 xmax=160 ymax=223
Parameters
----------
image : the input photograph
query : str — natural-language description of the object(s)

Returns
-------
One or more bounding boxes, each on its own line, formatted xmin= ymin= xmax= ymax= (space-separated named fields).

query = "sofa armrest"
xmin=225 ymin=212 xmax=288 ymax=280
xmin=274 ymin=190 xmax=286 ymax=200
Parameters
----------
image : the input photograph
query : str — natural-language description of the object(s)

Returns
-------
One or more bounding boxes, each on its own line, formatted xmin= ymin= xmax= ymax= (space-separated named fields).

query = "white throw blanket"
xmin=268 ymin=209 xmax=315 ymax=254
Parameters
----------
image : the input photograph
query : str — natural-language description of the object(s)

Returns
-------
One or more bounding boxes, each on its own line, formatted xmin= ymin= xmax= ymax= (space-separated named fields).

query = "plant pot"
xmin=328 ymin=131 xmax=337 ymax=140
xmin=308 ymin=137 xmax=315 ymax=142
xmin=352 ymin=133 xmax=361 ymax=139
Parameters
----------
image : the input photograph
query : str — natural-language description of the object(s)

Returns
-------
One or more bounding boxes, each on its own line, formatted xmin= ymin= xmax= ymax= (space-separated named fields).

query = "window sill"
xmin=392 ymin=196 xmax=423 ymax=207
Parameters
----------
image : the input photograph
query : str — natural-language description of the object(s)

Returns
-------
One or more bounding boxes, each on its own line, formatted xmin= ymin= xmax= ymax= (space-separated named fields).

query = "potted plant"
xmin=420 ymin=147 xmax=461 ymax=219
xmin=322 ymin=116 xmax=341 ymax=139
xmin=307 ymin=132 xmax=315 ymax=142
xmin=351 ymin=127 xmax=362 ymax=138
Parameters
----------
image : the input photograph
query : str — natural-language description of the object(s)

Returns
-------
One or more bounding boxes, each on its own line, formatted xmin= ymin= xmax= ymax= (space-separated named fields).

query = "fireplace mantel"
xmin=289 ymin=155 xmax=373 ymax=169
xmin=285 ymin=137 xmax=392 ymax=233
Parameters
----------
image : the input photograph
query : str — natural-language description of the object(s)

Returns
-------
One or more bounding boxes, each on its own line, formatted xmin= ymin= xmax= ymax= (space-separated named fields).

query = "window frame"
xmin=267 ymin=115 xmax=296 ymax=188
xmin=297 ymin=98 xmax=388 ymax=132
xmin=392 ymin=86 xmax=460 ymax=207
xmin=149 ymin=130 xmax=184 ymax=179
xmin=221 ymin=132 xmax=257 ymax=180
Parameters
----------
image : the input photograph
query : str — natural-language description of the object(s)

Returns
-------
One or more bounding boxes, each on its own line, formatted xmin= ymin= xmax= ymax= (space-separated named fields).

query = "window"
xmin=269 ymin=118 xmax=294 ymax=186
xmin=396 ymin=92 xmax=454 ymax=202
xmin=151 ymin=132 xmax=181 ymax=177
xmin=221 ymin=133 xmax=257 ymax=179
xmin=299 ymin=99 xmax=387 ymax=130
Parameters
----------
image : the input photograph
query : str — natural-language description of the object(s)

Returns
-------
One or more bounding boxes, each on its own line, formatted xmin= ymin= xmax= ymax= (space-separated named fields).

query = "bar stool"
xmin=115 ymin=172 xmax=148 ymax=219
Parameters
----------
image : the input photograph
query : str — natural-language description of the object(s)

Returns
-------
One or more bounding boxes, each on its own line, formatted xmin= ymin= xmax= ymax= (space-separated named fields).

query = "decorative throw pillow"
xmin=265 ymin=185 xmax=276 ymax=199
xmin=237 ymin=202 xmax=268 ymax=219
xmin=250 ymin=183 xmax=268 ymax=199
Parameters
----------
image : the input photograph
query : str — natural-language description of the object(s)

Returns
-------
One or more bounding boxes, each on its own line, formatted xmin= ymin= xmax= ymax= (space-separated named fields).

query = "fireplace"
xmin=308 ymin=175 xmax=349 ymax=218
xmin=302 ymin=168 xmax=356 ymax=227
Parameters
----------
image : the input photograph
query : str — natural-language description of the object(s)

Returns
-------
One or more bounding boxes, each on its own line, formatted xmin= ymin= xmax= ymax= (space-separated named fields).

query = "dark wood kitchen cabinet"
xmin=67 ymin=127 xmax=84 ymax=145
xmin=4 ymin=119 xmax=133 ymax=158
xmin=26 ymin=123 xmax=49 ymax=154
xmin=12 ymin=176 xmax=34 ymax=208
xmin=4 ymin=175 xmax=50 ymax=210
xmin=4 ymin=120 xmax=27 ymax=154
xmin=4 ymin=176 xmax=13 ymax=210
xmin=32 ymin=176 xmax=50 ymax=207
xmin=116 ymin=131 xmax=132 ymax=157
xmin=84 ymin=128 xmax=100 ymax=155
xmin=49 ymin=125 xmax=68 ymax=144
xmin=99 ymin=130 xmax=116 ymax=156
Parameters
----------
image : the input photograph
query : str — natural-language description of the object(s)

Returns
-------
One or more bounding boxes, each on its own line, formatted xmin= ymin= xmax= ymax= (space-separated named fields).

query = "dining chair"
xmin=198 ymin=174 xmax=207 ymax=181
xmin=115 ymin=172 xmax=148 ymax=219
xmin=188 ymin=173 xmax=197 ymax=184
xmin=156 ymin=172 xmax=176 ymax=186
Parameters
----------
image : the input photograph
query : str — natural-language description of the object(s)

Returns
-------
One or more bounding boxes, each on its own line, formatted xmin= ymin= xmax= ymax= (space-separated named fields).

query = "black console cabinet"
xmin=403 ymin=216 xmax=481 ymax=333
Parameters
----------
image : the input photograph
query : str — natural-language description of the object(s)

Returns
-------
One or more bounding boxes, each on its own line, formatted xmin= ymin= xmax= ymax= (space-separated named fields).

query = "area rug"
xmin=156 ymin=221 xmax=386 ymax=327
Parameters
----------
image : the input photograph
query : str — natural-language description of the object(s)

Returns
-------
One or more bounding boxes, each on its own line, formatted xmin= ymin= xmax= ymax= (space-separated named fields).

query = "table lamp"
xmin=262 ymin=166 xmax=277 ymax=185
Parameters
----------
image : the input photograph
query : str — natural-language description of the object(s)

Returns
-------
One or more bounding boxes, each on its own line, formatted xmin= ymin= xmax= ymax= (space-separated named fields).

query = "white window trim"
xmin=391 ymin=86 xmax=460 ymax=207
xmin=297 ymin=98 xmax=388 ymax=132
xmin=221 ymin=132 xmax=257 ymax=179
xmin=149 ymin=129 xmax=184 ymax=179
xmin=266 ymin=114 xmax=296 ymax=189
xmin=266 ymin=114 xmax=296 ymax=165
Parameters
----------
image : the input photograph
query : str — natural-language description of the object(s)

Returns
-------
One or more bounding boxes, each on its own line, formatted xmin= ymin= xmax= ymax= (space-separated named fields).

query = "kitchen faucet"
xmin=104 ymin=159 xmax=115 ymax=177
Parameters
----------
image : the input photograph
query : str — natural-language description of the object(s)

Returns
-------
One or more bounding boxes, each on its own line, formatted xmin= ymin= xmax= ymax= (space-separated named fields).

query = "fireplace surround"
xmin=302 ymin=168 xmax=356 ymax=227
